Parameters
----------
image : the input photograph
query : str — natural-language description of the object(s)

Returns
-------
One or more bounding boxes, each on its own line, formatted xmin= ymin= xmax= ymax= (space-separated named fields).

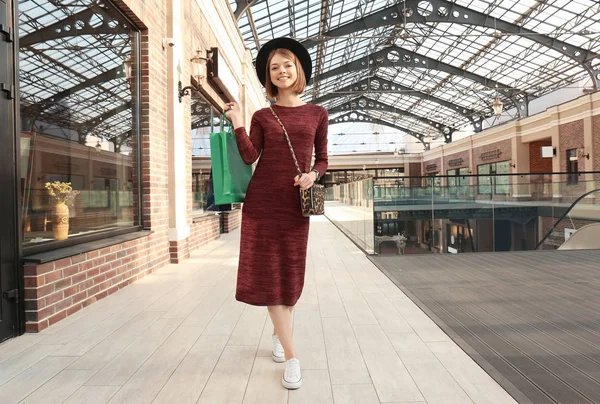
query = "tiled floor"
xmin=0 ymin=217 xmax=518 ymax=404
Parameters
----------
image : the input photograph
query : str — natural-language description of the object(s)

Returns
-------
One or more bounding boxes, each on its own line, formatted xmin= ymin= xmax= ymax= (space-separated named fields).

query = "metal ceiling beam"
xmin=233 ymin=0 xmax=259 ymax=21
xmin=76 ymin=102 xmax=132 ymax=133
xmin=301 ymin=0 xmax=600 ymax=89
xmin=313 ymin=76 xmax=484 ymax=132
xmin=22 ymin=67 xmax=123 ymax=115
xmin=327 ymin=95 xmax=455 ymax=142
xmin=312 ymin=0 xmax=332 ymax=101
xmin=307 ymin=44 xmax=528 ymax=108
xmin=329 ymin=111 xmax=429 ymax=148
xmin=246 ymin=7 xmax=262 ymax=52
xmin=20 ymin=6 xmax=125 ymax=47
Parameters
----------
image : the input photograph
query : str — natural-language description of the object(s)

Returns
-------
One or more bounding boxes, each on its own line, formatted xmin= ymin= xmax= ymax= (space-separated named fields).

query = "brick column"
xmin=167 ymin=0 xmax=190 ymax=262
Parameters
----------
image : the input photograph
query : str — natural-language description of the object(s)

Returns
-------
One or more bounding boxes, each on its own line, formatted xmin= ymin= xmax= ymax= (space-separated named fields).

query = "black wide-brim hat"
xmin=255 ymin=37 xmax=312 ymax=87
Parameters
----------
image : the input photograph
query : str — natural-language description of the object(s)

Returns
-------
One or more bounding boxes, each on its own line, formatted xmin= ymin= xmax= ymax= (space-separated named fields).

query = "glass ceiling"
xmin=229 ymin=0 xmax=600 ymax=153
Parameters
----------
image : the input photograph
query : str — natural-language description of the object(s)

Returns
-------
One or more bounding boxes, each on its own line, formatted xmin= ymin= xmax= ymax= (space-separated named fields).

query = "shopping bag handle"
xmin=221 ymin=111 xmax=233 ymax=133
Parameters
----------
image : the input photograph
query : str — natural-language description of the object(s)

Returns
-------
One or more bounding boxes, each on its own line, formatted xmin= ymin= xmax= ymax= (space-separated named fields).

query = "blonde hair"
xmin=265 ymin=48 xmax=306 ymax=100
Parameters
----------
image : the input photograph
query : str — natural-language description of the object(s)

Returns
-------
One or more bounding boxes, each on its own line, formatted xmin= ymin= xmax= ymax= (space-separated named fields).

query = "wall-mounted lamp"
xmin=492 ymin=96 xmax=504 ymax=117
xmin=579 ymin=148 xmax=590 ymax=160
xmin=509 ymin=161 xmax=516 ymax=168
xmin=178 ymin=49 xmax=212 ymax=103
xmin=122 ymin=55 xmax=134 ymax=90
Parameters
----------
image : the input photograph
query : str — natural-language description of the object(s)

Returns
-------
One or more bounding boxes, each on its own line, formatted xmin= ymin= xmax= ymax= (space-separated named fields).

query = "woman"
xmin=225 ymin=37 xmax=328 ymax=390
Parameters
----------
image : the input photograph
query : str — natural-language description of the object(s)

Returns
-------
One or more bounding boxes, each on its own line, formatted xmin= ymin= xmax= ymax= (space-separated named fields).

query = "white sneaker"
xmin=282 ymin=358 xmax=302 ymax=389
xmin=272 ymin=334 xmax=285 ymax=363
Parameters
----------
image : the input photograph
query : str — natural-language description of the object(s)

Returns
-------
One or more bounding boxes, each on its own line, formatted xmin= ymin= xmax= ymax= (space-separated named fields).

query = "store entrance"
xmin=0 ymin=0 xmax=20 ymax=342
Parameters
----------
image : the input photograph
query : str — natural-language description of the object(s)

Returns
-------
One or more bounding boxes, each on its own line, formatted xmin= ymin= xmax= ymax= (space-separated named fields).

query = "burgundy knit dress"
xmin=233 ymin=104 xmax=328 ymax=306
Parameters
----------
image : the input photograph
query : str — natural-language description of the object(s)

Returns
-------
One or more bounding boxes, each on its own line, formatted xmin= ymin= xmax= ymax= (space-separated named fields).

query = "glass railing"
xmin=324 ymin=178 xmax=374 ymax=254
xmin=537 ymin=188 xmax=600 ymax=250
xmin=325 ymin=172 xmax=600 ymax=255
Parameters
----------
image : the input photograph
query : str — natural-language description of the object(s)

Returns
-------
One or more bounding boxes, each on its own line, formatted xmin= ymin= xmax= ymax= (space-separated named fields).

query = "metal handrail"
xmin=535 ymin=188 xmax=600 ymax=250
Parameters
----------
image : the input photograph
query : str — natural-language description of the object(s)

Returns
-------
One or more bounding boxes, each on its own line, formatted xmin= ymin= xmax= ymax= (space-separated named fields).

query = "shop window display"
xmin=19 ymin=0 xmax=141 ymax=248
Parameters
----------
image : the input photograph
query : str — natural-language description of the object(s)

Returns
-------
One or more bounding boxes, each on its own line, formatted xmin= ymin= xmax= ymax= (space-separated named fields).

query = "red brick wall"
xmin=223 ymin=210 xmax=242 ymax=233
xmin=408 ymin=162 xmax=421 ymax=186
xmin=188 ymin=216 xmax=221 ymax=253
xmin=529 ymin=139 xmax=553 ymax=173
xmin=24 ymin=234 xmax=168 ymax=332
xmin=559 ymin=119 xmax=585 ymax=172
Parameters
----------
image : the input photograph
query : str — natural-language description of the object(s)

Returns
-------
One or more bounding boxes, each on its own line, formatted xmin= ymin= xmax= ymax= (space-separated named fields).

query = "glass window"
xmin=494 ymin=161 xmax=510 ymax=194
xmin=19 ymin=0 xmax=141 ymax=247
xmin=447 ymin=169 xmax=457 ymax=194
xmin=478 ymin=164 xmax=492 ymax=194
xmin=478 ymin=161 xmax=510 ymax=195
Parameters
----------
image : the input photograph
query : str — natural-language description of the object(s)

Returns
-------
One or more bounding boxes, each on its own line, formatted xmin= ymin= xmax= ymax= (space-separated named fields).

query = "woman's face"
xmin=269 ymin=52 xmax=298 ymax=91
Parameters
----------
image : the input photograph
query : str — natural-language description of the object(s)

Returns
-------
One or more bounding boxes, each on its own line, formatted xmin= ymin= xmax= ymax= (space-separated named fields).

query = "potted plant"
xmin=45 ymin=181 xmax=80 ymax=240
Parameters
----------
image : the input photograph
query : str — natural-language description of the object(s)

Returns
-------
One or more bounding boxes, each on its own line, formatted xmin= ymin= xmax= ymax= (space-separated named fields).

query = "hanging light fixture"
xmin=492 ymin=96 xmax=504 ymax=117
xmin=95 ymin=140 xmax=102 ymax=153
xmin=179 ymin=49 xmax=212 ymax=102
xmin=122 ymin=55 xmax=134 ymax=90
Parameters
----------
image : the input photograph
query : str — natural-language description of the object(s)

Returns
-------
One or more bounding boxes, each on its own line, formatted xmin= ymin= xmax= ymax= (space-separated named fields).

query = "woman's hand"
xmin=294 ymin=172 xmax=317 ymax=190
xmin=224 ymin=102 xmax=243 ymax=129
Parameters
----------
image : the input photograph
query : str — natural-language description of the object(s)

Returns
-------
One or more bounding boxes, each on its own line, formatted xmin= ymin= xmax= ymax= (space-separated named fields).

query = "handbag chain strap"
xmin=268 ymin=106 xmax=304 ymax=177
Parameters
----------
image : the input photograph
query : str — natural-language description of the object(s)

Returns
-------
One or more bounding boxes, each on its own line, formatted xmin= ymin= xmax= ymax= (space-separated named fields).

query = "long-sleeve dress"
xmin=233 ymin=104 xmax=328 ymax=306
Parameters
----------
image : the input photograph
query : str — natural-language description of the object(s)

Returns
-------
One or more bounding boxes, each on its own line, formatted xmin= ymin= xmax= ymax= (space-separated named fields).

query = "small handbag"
xmin=269 ymin=106 xmax=325 ymax=217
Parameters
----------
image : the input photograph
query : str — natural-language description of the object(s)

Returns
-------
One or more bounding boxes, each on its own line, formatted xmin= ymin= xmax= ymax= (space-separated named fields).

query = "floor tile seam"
xmin=13 ymin=356 xmax=86 ymax=404
xmin=325 ymin=259 xmax=384 ymax=403
xmin=56 ymin=304 xmax=167 ymax=360
xmin=148 ymin=324 xmax=208 ymax=404
xmin=39 ymin=368 xmax=105 ymax=404
xmin=240 ymin=314 xmax=269 ymax=404
xmin=161 ymin=272 xmax=231 ymax=321
xmin=369 ymin=259 xmax=447 ymax=335
xmin=48 ymin=280 xmax=184 ymax=347
xmin=384 ymin=327 xmax=476 ymax=404
xmin=0 ymin=342 xmax=64 ymax=389
xmin=197 ymin=283 xmax=240 ymax=337
xmin=88 ymin=316 xmax=186 ymax=399
xmin=313 ymin=258 xmax=339 ymax=403
xmin=352 ymin=318 xmax=428 ymax=404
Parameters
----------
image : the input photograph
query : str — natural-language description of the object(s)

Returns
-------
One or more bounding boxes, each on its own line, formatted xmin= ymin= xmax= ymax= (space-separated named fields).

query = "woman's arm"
xmin=233 ymin=113 xmax=263 ymax=165
xmin=311 ymin=108 xmax=329 ymax=177
xmin=225 ymin=102 xmax=263 ymax=165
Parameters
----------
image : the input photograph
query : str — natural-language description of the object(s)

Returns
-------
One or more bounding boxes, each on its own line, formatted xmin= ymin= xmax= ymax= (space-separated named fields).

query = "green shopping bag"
xmin=210 ymin=114 xmax=252 ymax=205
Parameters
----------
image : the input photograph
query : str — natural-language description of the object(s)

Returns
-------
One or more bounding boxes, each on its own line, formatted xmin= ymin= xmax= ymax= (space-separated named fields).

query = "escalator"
xmin=537 ymin=189 xmax=600 ymax=250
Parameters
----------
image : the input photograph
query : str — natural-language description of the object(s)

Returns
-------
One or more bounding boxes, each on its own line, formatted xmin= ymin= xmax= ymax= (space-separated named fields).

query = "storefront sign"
xmin=480 ymin=149 xmax=502 ymax=161
xmin=100 ymin=167 xmax=117 ymax=176
xmin=210 ymin=47 xmax=239 ymax=102
xmin=54 ymin=161 xmax=79 ymax=172
xmin=448 ymin=157 xmax=464 ymax=167
xmin=426 ymin=163 xmax=438 ymax=171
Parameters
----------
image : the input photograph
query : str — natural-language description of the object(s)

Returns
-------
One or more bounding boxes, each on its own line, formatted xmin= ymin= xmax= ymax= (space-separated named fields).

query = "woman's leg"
xmin=268 ymin=305 xmax=296 ymax=360
xmin=273 ymin=306 xmax=294 ymax=332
